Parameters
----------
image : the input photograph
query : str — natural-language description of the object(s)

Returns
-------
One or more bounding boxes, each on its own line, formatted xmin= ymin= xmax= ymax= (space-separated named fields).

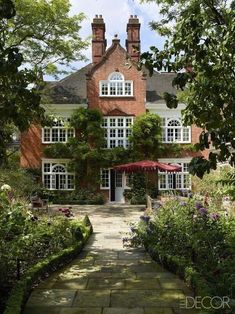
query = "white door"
xmin=115 ymin=172 xmax=125 ymax=203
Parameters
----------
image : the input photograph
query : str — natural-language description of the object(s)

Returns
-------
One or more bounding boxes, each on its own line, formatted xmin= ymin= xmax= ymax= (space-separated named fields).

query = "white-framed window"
xmin=102 ymin=116 xmax=134 ymax=149
xmin=161 ymin=117 xmax=191 ymax=143
xmin=42 ymin=119 xmax=75 ymax=144
xmin=99 ymin=72 xmax=133 ymax=97
xmin=158 ymin=160 xmax=191 ymax=190
xmin=42 ymin=160 xmax=75 ymax=190
xmin=100 ymin=169 xmax=110 ymax=189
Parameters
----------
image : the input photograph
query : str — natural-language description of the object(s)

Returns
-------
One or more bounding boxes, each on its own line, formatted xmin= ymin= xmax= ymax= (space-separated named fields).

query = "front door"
xmin=110 ymin=170 xmax=125 ymax=203
xmin=115 ymin=171 xmax=125 ymax=203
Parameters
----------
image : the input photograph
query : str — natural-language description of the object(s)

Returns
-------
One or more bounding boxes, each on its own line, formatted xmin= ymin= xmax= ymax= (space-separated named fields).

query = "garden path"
xmin=24 ymin=205 xmax=197 ymax=314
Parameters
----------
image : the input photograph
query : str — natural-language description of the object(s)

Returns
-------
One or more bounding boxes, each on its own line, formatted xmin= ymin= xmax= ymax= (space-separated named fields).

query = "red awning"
xmin=114 ymin=160 xmax=181 ymax=173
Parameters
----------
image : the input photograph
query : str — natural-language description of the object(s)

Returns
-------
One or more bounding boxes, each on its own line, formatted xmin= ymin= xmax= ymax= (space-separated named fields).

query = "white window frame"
xmin=100 ymin=168 xmax=110 ymax=190
xmin=102 ymin=116 xmax=134 ymax=149
xmin=42 ymin=118 xmax=75 ymax=144
xmin=161 ymin=117 xmax=191 ymax=143
xmin=42 ymin=159 xmax=75 ymax=190
xmin=158 ymin=159 xmax=192 ymax=191
xmin=99 ymin=72 xmax=133 ymax=97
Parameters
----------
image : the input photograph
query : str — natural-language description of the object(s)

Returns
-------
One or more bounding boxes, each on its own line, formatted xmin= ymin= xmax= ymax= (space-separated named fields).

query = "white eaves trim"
xmin=41 ymin=103 xmax=87 ymax=118
xmin=145 ymin=102 xmax=186 ymax=112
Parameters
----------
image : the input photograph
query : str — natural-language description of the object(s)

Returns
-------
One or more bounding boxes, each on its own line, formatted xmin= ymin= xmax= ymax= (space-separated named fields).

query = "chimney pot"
xmin=95 ymin=14 xmax=98 ymax=18
xmin=99 ymin=14 xmax=102 ymax=18
xmin=134 ymin=15 xmax=137 ymax=18
xmin=130 ymin=15 xmax=133 ymax=18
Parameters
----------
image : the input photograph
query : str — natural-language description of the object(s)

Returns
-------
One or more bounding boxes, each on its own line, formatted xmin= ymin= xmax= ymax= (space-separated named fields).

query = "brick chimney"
xmin=126 ymin=15 xmax=140 ymax=62
xmin=91 ymin=15 xmax=106 ymax=64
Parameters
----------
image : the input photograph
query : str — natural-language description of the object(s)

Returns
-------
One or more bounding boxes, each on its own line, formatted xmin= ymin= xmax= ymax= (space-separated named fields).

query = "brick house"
xmin=20 ymin=15 xmax=206 ymax=203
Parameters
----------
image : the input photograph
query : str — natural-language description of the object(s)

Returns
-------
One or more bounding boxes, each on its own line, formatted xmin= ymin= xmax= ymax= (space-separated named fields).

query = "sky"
xmin=52 ymin=0 xmax=164 ymax=80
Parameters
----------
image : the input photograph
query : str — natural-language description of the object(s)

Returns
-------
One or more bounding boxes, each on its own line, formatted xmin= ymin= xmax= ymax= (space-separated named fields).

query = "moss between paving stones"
xmin=4 ymin=215 xmax=93 ymax=314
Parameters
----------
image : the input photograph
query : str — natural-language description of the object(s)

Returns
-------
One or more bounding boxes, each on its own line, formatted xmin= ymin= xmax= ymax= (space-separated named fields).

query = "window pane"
xmin=43 ymin=128 xmax=51 ymax=142
xmin=126 ymin=118 xmax=132 ymax=127
xmin=117 ymin=140 xmax=124 ymax=147
xmin=101 ymin=169 xmax=109 ymax=188
xmin=118 ymin=118 xmax=124 ymax=127
xmin=59 ymin=174 xmax=66 ymax=190
xmin=125 ymin=82 xmax=131 ymax=95
xmin=183 ymin=128 xmax=189 ymax=141
xmin=110 ymin=82 xmax=116 ymax=95
xmin=102 ymin=118 xmax=108 ymax=127
xmin=117 ymin=129 xmax=124 ymax=138
xmin=101 ymin=82 xmax=108 ymax=95
xmin=44 ymin=163 xmax=50 ymax=173
xmin=110 ymin=119 xmax=116 ymax=127
xmin=44 ymin=175 xmax=50 ymax=189
xmin=116 ymin=172 xmax=122 ymax=187
xmin=60 ymin=129 xmax=66 ymax=142
xmin=68 ymin=175 xmax=75 ymax=189
xmin=67 ymin=129 xmax=75 ymax=138
xmin=110 ymin=140 xmax=116 ymax=148
xmin=110 ymin=129 xmax=116 ymax=138
xmin=52 ymin=129 xmax=59 ymax=142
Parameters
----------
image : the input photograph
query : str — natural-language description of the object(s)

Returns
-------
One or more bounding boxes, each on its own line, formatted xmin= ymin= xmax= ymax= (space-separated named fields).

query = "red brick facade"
xmin=20 ymin=15 xmax=208 ymax=198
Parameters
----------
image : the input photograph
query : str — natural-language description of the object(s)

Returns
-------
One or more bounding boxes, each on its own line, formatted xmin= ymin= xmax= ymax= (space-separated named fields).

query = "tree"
xmin=0 ymin=0 xmax=45 ymax=165
xmin=140 ymin=0 xmax=235 ymax=177
xmin=129 ymin=113 xmax=162 ymax=159
xmin=3 ymin=0 xmax=88 ymax=77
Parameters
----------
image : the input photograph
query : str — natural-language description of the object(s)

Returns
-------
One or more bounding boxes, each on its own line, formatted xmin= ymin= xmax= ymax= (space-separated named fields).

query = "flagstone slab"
xmin=110 ymin=289 xmax=185 ymax=308
xmin=124 ymin=278 xmax=161 ymax=290
xmin=144 ymin=308 xmax=174 ymax=314
xmin=60 ymin=308 xmax=102 ymax=314
xmin=25 ymin=289 xmax=76 ymax=307
xmin=87 ymin=278 xmax=125 ymax=290
xmin=23 ymin=306 xmax=62 ymax=314
xmin=103 ymin=308 xmax=144 ymax=314
xmin=73 ymin=290 xmax=110 ymax=307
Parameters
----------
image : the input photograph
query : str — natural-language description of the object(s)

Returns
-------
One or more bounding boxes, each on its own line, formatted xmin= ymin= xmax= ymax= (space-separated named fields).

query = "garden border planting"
xmin=3 ymin=215 xmax=93 ymax=314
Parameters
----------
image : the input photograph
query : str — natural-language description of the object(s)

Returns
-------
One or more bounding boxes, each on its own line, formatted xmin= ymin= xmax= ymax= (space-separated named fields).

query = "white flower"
xmin=1 ymin=184 xmax=11 ymax=191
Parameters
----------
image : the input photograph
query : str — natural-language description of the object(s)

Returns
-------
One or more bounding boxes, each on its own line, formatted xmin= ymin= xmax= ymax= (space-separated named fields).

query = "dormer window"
xmin=100 ymin=72 xmax=133 ymax=97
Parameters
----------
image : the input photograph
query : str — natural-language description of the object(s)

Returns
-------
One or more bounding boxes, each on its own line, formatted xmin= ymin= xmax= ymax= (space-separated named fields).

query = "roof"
xmin=146 ymin=71 xmax=177 ymax=103
xmin=42 ymin=64 xmax=92 ymax=104
xmin=43 ymin=64 xmax=177 ymax=105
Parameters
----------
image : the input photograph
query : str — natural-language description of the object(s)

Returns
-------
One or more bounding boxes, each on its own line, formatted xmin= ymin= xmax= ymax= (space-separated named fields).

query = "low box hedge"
xmin=4 ymin=215 xmax=93 ymax=314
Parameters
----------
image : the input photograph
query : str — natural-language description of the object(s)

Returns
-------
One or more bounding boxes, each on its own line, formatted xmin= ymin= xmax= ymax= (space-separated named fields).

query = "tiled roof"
xmin=42 ymin=64 xmax=177 ymax=104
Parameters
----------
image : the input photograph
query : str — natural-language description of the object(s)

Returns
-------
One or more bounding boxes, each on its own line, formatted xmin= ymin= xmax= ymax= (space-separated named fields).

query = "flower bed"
xmin=0 ymin=187 xmax=93 ymax=313
xmin=126 ymin=198 xmax=235 ymax=308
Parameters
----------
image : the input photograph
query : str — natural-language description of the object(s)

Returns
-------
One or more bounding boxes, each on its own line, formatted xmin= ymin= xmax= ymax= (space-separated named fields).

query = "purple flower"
xmin=195 ymin=202 xmax=203 ymax=209
xmin=180 ymin=201 xmax=187 ymax=206
xmin=210 ymin=213 xmax=220 ymax=220
xmin=199 ymin=207 xmax=208 ymax=215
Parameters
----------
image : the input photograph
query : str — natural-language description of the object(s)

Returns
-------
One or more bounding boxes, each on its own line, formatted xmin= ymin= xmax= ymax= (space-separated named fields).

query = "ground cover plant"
xmin=126 ymin=197 xmax=235 ymax=308
xmin=0 ymin=185 xmax=90 ymax=312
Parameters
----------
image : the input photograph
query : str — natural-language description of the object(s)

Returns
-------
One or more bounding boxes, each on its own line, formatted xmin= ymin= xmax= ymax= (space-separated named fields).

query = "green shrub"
xmin=127 ymin=198 xmax=235 ymax=300
xmin=0 ymin=189 xmax=92 ymax=312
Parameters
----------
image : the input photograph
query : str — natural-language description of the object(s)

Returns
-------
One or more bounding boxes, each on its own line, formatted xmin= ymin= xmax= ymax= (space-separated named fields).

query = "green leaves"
xmin=1 ymin=0 xmax=89 ymax=76
xmin=130 ymin=113 xmax=162 ymax=159
xmin=140 ymin=0 xmax=235 ymax=176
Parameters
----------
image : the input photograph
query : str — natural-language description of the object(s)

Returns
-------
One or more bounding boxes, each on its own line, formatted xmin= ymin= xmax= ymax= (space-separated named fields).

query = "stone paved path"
xmin=24 ymin=205 xmax=197 ymax=314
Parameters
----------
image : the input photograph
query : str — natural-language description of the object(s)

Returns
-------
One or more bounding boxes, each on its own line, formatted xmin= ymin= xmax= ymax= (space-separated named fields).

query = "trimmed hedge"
xmin=147 ymin=244 xmax=212 ymax=296
xmin=4 ymin=215 xmax=92 ymax=314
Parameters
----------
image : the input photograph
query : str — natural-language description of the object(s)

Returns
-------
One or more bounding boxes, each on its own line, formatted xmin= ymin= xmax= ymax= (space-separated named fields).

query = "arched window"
xmin=167 ymin=119 xmax=181 ymax=142
xmin=100 ymin=72 xmax=133 ymax=97
xmin=42 ymin=162 xmax=75 ymax=190
xmin=161 ymin=117 xmax=191 ymax=143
